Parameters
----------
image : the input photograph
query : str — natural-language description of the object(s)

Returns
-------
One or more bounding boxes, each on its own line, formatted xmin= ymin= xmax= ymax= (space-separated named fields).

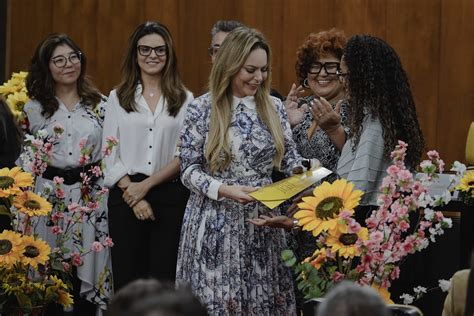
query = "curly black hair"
xmin=343 ymin=35 xmax=424 ymax=168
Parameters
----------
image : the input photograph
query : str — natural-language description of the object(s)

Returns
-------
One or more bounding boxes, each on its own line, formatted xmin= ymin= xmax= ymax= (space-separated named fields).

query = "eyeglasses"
xmin=308 ymin=62 xmax=340 ymax=76
xmin=208 ymin=45 xmax=220 ymax=57
xmin=137 ymin=45 xmax=167 ymax=57
xmin=50 ymin=52 xmax=82 ymax=68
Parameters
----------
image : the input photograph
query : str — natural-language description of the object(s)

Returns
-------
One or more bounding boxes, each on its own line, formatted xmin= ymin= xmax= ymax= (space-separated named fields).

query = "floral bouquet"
xmin=0 ymin=167 xmax=73 ymax=312
xmin=0 ymin=71 xmax=29 ymax=128
xmin=282 ymin=141 xmax=453 ymax=304
xmin=452 ymin=163 xmax=474 ymax=206
xmin=0 ymin=131 xmax=118 ymax=313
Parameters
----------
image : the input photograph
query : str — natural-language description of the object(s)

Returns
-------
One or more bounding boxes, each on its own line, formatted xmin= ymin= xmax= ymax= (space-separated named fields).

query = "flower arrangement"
xmin=0 ymin=71 xmax=29 ymax=127
xmin=0 ymin=131 xmax=118 ymax=312
xmin=282 ymin=141 xmax=453 ymax=304
xmin=0 ymin=167 xmax=73 ymax=312
xmin=453 ymin=164 xmax=474 ymax=206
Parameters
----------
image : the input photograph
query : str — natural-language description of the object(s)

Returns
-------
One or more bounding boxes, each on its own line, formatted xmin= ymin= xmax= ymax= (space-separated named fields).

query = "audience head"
xmin=206 ymin=26 xmax=285 ymax=174
xmin=339 ymin=34 xmax=424 ymax=167
xmin=317 ymin=281 xmax=390 ymax=316
xmin=209 ymin=20 xmax=244 ymax=63
xmin=107 ymin=279 xmax=208 ymax=316
xmin=26 ymin=33 xmax=100 ymax=118
xmin=118 ymin=21 xmax=186 ymax=115
xmin=295 ymin=28 xmax=346 ymax=102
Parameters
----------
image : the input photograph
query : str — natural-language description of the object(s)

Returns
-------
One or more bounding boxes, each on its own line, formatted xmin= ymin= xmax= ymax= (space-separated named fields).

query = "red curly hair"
xmin=295 ymin=28 xmax=346 ymax=85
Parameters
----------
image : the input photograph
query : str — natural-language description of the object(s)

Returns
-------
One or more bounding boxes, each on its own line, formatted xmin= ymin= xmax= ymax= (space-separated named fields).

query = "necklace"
xmin=144 ymin=88 xmax=159 ymax=98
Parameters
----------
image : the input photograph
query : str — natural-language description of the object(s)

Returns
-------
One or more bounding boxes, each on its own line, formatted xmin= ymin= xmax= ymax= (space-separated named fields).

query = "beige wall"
xmin=5 ymin=0 xmax=474 ymax=166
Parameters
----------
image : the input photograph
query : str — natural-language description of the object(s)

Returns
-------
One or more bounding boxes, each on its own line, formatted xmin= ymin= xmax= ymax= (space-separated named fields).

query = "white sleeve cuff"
xmin=207 ymin=179 xmax=224 ymax=201
xmin=103 ymin=164 xmax=129 ymax=188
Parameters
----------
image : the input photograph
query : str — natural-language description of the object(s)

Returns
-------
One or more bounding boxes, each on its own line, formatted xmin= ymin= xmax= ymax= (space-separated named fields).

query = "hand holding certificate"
xmin=249 ymin=166 xmax=332 ymax=209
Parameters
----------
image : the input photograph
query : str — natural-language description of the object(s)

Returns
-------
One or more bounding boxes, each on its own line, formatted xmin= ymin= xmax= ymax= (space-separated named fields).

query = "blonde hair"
xmin=205 ymin=27 xmax=285 ymax=174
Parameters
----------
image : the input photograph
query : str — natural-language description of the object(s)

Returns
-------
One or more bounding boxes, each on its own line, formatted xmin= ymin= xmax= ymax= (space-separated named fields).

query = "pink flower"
xmin=79 ymin=155 xmax=90 ymax=166
xmin=79 ymin=137 xmax=88 ymax=150
xmin=398 ymin=169 xmax=413 ymax=182
xmin=62 ymin=262 xmax=71 ymax=272
xmin=387 ymin=165 xmax=400 ymax=175
xmin=68 ymin=202 xmax=80 ymax=212
xmin=370 ymin=231 xmax=384 ymax=243
xmin=103 ymin=237 xmax=114 ymax=247
xmin=53 ymin=176 xmax=64 ymax=185
xmin=427 ymin=150 xmax=440 ymax=160
xmin=90 ymin=165 xmax=102 ymax=177
xmin=31 ymin=139 xmax=44 ymax=148
xmin=55 ymin=188 xmax=65 ymax=199
xmin=332 ymin=271 xmax=345 ymax=282
xmin=52 ymin=226 xmax=63 ymax=235
xmin=399 ymin=220 xmax=410 ymax=232
xmin=71 ymin=253 xmax=83 ymax=266
xmin=106 ymin=136 xmax=118 ymax=145
xmin=91 ymin=241 xmax=104 ymax=252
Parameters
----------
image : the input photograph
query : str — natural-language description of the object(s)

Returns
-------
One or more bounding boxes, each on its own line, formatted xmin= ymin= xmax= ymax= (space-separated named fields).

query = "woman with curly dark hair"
xmin=336 ymin=34 xmax=424 ymax=208
xmin=24 ymin=33 xmax=112 ymax=314
xmin=284 ymin=28 xmax=348 ymax=171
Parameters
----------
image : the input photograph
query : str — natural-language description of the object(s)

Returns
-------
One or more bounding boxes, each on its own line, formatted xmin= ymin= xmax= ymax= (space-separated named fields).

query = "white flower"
xmin=450 ymin=161 xmax=467 ymax=175
xmin=400 ymin=293 xmax=414 ymax=304
xmin=424 ymin=208 xmax=434 ymax=221
xmin=413 ymin=286 xmax=427 ymax=295
xmin=438 ymin=279 xmax=451 ymax=292
xmin=419 ymin=239 xmax=429 ymax=250
xmin=443 ymin=217 xmax=453 ymax=228
xmin=37 ymin=129 xmax=48 ymax=138
xmin=42 ymin=182 xmax=53 ymax=195
xmin=24 ymin=134 xmax=35 ymax=142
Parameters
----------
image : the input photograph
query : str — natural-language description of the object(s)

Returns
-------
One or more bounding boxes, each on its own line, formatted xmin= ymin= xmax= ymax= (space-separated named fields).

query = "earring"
xmin=303 ymin=78 xmax=309 ymax=88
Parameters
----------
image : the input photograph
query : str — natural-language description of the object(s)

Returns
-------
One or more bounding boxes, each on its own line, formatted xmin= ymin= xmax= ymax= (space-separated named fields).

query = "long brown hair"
xmin=26 ymin=33 xmax=101 ymax=118
xmin=116 ymin=21 xmax=187 ymax=117
xmin=206 ymin=27 xmax=285 ymax=174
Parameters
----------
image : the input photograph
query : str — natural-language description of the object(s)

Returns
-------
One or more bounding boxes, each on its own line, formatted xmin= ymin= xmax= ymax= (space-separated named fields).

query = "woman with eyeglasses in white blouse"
xmin=102 ymin=21 xmax=193 ymax=292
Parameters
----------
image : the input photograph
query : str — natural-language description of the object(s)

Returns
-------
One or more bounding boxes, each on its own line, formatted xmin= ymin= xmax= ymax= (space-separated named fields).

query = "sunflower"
xmin=0 ymin=230 xmax=24 ymax=267
xmin=2 ymin=272 xmax=27 ymax=295
xmin=457 ymin=171 xmax=474 ymax=192
xmin=294 ymin=179 xmax=364 ymax=236
xmin=6 ymin=91 xmax=29 ymax=118
xmin=57 ymin=289 xmax=74 ymax=307
xmin=13 ymin=191 xmax=52 ymax=217
xmin=326 ymin=227 xmax=368 ymax=258
xmin=20 ymin=235 xmax=51 ymax=268
xmin=0 ymin=167 xmax=33 ymax=198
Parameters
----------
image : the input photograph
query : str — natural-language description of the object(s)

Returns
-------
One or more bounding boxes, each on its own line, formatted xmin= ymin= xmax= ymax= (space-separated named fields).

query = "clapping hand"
xmin=310 ymin=97 xmax=343 ymax=133
xmin=283 ymin=83 xmax=307 ymax=127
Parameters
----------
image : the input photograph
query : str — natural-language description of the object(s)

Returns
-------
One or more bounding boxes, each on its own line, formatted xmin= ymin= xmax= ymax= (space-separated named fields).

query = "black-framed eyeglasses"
xmin=137 ymin=45 xmax=167 ymax=57
xmin=50 ymin=52 xmax=82 ymax=68
xmin=208 ymin=45 xmax=220 ymax=56
xmin=308 ymin=62 xmax=340 ymax=76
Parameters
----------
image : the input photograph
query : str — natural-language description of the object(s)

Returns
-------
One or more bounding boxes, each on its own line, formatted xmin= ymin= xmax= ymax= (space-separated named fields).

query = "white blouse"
xmin=24 ymin=98 xmax=105 ymax=169
xmin=102 ymin=85 xmax=193 ymax=187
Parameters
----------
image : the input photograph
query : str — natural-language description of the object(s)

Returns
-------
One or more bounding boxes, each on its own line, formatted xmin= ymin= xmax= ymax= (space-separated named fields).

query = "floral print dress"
xmin=176 ymin=93 xmax=303 ymax=315
xmin=23 ymin=98 xmax=113 ymax=311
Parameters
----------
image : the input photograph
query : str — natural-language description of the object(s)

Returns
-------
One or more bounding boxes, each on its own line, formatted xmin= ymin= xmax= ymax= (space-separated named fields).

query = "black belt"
xmin=42 ymin=161 xmax=101 ymax=185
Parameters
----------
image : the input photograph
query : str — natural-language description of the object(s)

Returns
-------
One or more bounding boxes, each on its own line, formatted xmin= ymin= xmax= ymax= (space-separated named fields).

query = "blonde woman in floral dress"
xmin=24 ymin=33 xmax=112 ymax=315
xmin=176 ymin=27 xmax=310 ymax=315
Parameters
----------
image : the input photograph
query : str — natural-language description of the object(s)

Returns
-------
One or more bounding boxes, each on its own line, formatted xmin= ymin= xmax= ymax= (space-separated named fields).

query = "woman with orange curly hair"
xmin=284 ymin=28 xmax=348 ymax=172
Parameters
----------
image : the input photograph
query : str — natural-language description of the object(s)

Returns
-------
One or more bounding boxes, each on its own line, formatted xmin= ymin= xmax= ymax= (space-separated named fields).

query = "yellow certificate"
xmin=249 ymin=167 xmax=332 ymax=209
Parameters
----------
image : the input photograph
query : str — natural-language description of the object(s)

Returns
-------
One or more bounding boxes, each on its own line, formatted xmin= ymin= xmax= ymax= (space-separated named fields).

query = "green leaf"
xmin=283 ymin=257 xmax=297 ymax=267
xmin=0 ymin=205 xmax=12 ymax=218
xmin=281 ymin=249 xmax=295 ymax=261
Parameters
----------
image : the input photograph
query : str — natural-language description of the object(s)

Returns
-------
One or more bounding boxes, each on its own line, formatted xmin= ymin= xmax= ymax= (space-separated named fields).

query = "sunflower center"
xmin=339 ymin=233 xmax=358 ymax=246
xmin=0 ymin=239 xmax=13 ymax=255
xmin=24 ymin=245 xmax=40 ymax=258
xmin=0 ymin=176 xmax=15 ymax=190
xmin=468 ymin=181 xmax=474 ymax=186
xmin=315 ymin=197 xmax=344 ymax=219
xmin=24 ymin=200 xmax=40 ymax=210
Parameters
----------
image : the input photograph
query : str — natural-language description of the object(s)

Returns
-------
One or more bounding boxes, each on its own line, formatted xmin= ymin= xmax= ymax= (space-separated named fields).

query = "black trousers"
xmin=108 ymin=174 xmax=190 ymax=292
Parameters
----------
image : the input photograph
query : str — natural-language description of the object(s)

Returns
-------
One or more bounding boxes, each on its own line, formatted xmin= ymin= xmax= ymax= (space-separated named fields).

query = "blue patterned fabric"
xmin=176 ymin=93 xmax=301 ymax=315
